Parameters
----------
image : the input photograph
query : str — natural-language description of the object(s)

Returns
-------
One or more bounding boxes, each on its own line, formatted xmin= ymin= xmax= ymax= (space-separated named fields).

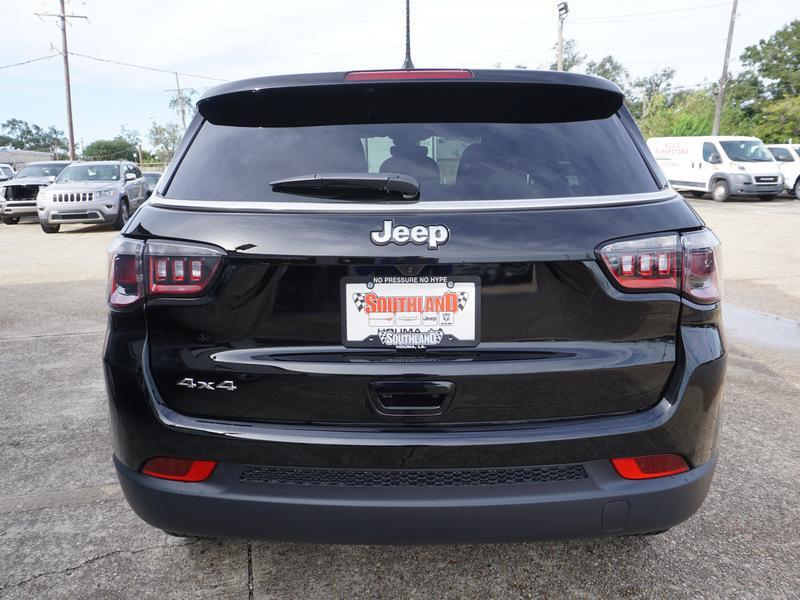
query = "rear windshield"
xmin=166 ymin=118 xmax=659 ymax=202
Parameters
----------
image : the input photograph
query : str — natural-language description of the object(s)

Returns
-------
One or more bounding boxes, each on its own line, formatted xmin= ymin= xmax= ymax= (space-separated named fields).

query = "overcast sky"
xmin=1 ymin=0 xmax=797 ymax=150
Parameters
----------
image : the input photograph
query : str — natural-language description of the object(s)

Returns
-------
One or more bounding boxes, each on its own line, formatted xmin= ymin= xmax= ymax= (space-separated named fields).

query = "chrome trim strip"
xmin=141 ymin=343 xmax=675 ymax=446
xmin=209 ymin=341 xmax=672 ymax=377
xmin=148 ymin=190 xmax=677 ymax=214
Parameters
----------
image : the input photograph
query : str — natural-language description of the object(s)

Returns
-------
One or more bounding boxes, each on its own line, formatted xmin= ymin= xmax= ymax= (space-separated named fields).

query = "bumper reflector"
xmin=141 ymin=457 xmax=217 ymax=482
xmin=611 ymin=454 xmax=689 ymax=480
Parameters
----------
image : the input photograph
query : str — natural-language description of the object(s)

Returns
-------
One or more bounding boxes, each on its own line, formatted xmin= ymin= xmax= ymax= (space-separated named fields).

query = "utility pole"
xmin=557 ymin=3 xmax=569 ymax=71
xmin=37 ymin=1 xmax=87 ymax=160
xmin=712 ymin=0 xmax=738 ymax=135
xmin=164 ymin=73 xmax=192 ymax=130
xmin=402 ymin=0 xmax=414 ymax=69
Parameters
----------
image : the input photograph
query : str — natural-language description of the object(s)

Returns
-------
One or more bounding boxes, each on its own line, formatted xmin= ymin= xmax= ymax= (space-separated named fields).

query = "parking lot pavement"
xmin=1 ymin=200 xmax=799 ymax=599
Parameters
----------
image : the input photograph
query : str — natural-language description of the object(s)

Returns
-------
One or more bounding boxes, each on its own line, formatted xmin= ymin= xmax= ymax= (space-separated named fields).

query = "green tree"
xmin=752 ymin=96 xmax=800 ymax=142
xmin=549 ymin=39 xmax=585 ymax=72
xmin=630 ymin=68 xmax=675 ymax=120
xmin=82 ymin=137 xmax=138 ymax=161
xmin=148 ymin=122 xmax=183 ymax=163
xmin=169 ymin=89 xmax=198 ymax=127
xmin=585 ymin=55 xmax=630 ymax=94
xmin=0 ymin=119 xmax=66 ymax=152
xmin=740 ymin=20 xmax=800 ymax=97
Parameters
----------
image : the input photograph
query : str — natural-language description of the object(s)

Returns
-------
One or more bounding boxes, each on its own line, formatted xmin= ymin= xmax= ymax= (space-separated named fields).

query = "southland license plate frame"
xmin=341 ymin=275 xmax=481 ymax=349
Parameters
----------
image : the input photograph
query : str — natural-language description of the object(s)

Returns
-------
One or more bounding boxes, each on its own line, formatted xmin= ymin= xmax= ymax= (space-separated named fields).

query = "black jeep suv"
xmin=104 ymin=69 xmax=725 ymax=544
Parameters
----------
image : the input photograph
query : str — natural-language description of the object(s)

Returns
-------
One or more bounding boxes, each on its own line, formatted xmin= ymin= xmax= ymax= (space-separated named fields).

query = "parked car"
xmin=647 ymin=135 xmax=784 ymax=201
xmin=36 ymin=160 xmax=148 ymax=233
xmin=106 ymin=69 xmax=725 ymax=544
xmin=142 ymin=172 xmax=162 ymax=198
xmin=765 ymin=144 xmax=800 ymax=198
xmin=0 ymin=161 xmax=71 ymax=225
xmin=0 ymin=164 xmax=14 ymax=181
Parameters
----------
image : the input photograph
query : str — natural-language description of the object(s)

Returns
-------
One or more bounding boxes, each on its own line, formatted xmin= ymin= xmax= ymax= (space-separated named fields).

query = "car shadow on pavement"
xmin=244 ymin=536 xmax=666 ymax=597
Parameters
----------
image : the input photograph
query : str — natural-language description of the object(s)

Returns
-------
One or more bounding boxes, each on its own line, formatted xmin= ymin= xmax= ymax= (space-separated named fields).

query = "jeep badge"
xmin=370 ymin=220 xmax=450 ymax=250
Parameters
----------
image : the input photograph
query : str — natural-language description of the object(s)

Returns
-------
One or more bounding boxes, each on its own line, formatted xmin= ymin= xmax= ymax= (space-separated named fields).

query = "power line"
xmin=96 ymin=0 xmax=756 ymax=27
xmin=0 ymin=54 xmax=60 ymax=70
xmin=67 ymin=52 xmax=227 ymax=82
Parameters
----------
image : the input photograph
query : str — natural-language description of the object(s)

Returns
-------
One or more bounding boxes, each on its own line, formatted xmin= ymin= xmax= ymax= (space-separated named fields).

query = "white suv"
xmin=37 ymin=161 xmax=148 ymax=233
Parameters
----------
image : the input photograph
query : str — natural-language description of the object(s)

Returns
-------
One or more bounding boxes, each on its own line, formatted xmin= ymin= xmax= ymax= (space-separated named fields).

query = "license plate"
xmin=342 ymin=276 xmax=480 ymax=348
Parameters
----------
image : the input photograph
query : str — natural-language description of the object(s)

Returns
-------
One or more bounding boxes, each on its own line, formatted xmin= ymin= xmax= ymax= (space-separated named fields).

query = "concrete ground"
xmin=1 ymin=197 xmax=799 ymax=599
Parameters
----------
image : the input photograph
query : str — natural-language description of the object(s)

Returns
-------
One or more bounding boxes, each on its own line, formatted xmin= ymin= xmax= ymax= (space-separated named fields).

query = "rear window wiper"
xmin=270 ymin=173 xmax=420 ymax=202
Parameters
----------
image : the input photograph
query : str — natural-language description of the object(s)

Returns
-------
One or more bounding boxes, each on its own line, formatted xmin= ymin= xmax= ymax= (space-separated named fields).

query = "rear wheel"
xmin=40 ymin=222 xmax=60 ymax=234
xmin=711 ymin=180 xmax=729 ymax=202
xmin=113 ymin=200 xmax=130 ymax=230
xmin=759 ymin=195 xmax=777 ymax=201
xmin=690 ymin=191 xmax=705 ymax=198
xmin=2 ymin=216 xmax=20 ymax=225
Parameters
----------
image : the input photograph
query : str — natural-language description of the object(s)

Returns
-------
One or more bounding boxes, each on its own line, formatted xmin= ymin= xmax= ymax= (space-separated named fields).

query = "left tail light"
xmin=598 ymin=229 xmax=721 ymax=304
xmin=145 ymin=241 xmax=224 ymax=296
xmin=107 ymin=238 xmax=225 ymax=309
xmin=107 ymin=238 xmax=145 ymax=309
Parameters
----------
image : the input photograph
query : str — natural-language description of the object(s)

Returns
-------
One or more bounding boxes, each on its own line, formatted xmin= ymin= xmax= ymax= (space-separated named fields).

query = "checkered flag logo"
xmin=352 ymin=292 xmax=366 ymax=312
xmin=457 ymin=291 xmax=469 ymax=311
xmin=378 ymin=329 xmax=392 ymax=344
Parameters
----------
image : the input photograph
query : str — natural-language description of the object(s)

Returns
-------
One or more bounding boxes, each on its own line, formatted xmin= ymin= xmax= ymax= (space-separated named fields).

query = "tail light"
xmin=598 ymin=229 xmax=721 ymax=303
xmin=107 ymin=238 xmax=225 ymax=309
xmin=146 ymin=241 xmax=224 ymax=296
xmin=107 ymin=238 xmax=145 ymax=309
xmin=611 ymin=454 xmax=689 ymax=479
xmin=141 ymin=457 xmax=217 ymax=482
xmin=681 ymin=229 xmax=722 ymax=303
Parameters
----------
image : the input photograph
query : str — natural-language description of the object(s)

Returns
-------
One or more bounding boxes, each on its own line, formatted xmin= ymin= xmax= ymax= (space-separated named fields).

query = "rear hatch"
xmin=139 ymin=71 xmax=699 ymax=426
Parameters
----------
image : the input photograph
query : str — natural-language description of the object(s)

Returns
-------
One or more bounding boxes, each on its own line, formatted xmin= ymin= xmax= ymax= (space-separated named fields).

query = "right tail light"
xmin=598 ymin=229 xmax=721 ymax=304
xmin=107 ymin=238 xmax=225 ymax=309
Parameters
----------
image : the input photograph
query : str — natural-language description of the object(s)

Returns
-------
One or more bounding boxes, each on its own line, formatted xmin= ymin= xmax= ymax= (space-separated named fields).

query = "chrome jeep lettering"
xmin=370 ymin=220 xmax=450 ymax=250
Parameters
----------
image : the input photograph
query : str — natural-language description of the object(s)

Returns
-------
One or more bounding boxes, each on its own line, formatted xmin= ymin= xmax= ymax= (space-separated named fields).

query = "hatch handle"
xmin=367 ymin=381 xmax=455 ymax=417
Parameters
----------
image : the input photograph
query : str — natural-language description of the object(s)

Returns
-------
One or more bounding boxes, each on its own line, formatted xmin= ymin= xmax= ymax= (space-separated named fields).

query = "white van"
xmin=766 ymin=144 xmax=800 ymax=198
xmin=647 ymin=136 xmax=783 ymax=201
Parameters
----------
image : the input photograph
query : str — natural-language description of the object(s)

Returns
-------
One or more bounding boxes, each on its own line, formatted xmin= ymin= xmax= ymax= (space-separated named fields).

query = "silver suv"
xmin=37 ymin=161 xmax=148 ymax=233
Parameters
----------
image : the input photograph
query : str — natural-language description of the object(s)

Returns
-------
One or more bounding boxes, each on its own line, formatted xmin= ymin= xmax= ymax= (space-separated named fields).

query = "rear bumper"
xmin=115 ymin=453 xmax=717 ymax=544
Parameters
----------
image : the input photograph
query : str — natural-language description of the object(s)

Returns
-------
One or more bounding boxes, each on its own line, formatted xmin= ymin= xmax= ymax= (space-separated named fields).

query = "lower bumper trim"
xmin=115 ymin=453 xmax=717 ymax=544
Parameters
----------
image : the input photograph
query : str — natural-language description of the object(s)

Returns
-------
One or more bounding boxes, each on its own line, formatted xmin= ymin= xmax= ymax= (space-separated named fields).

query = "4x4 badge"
xmin=370 ymin=219 xmax=450 ymax=250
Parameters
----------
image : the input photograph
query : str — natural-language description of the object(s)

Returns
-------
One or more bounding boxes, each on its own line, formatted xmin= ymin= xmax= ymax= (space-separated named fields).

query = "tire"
xmin=793 ymin=178 xmax=800 ymax=199
xmin=2 ymin=216 xmax=20 ymax=225
xmin=40 ymin=221 xmax=60 ymax=234
xmin=758 ymin=195 xmax=777 ymax=201
xmin=711 ymin=179 xmax=730 ymax=202
xmin=690 ymin=191 xmax=705 ymax=198
xmin=113 ymin=199 xmax=130 ymax=231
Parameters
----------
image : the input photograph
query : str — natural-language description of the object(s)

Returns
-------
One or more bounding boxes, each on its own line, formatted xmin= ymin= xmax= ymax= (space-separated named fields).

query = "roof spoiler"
xmin=198 ymin=75 xmax=624 ymax=128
